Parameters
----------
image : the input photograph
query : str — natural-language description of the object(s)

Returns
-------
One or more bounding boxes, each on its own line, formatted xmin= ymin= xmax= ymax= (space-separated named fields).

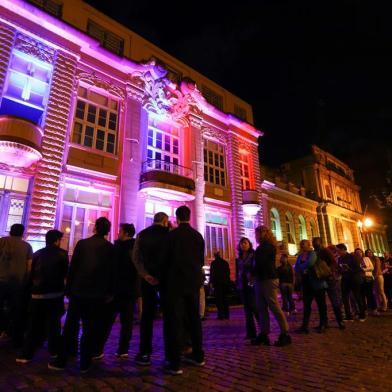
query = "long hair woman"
xmin=251 ymin=226 xmax=291 ymax=347
xmin=236 ymin=237 xmax=259 ymax=339
xmin=365 ymin=249 xmax=387 ymax=312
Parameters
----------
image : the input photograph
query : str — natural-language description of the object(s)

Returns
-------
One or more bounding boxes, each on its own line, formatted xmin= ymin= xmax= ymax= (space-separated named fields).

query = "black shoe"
xmin=343 ymin=316 xmax=354 ymax=322
xmin=165 ymin=363 xmax=183 ymax=375
xmin=134 ymin=353 xmax=151 ymax=366
xmin=274 ymin=333 xmax=292 ymax=347
xmin=251 ymin=333 xmax=270 ymax=346
xmin=295 ymin=326 xmax=309 ymax=334
xmin=183 ymin=353 xmax=205 ymax=367
xmin=315 ymin=325 xmax=327 ymax=334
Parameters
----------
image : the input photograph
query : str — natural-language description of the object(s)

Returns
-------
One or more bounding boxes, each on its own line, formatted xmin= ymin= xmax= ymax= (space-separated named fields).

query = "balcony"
xmin=0 ymin=116 xmax=42 ymax=167
xmin=139 ymin=159 xmax=196 ymax=202
xmin=242 ymin=189 xmax=261 ymax=216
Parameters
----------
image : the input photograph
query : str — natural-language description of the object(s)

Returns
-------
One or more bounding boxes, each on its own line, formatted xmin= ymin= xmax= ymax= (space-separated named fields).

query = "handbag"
xmin=312 ymin=257 xmax=332 ymax=280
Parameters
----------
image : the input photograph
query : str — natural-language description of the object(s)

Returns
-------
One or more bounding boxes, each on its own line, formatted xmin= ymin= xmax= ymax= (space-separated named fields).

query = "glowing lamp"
xmin=364 ymin=218 xmax=373 ymax=228
xmin=357 ymin=220 xmax=363 ymax=229
xmin=288 ymin=243 xmax=298 ymax=256
xmin=65 ymin=227 xmax=71 ymax=233
xmin=242 ymin=203 xmax=260 ymax=216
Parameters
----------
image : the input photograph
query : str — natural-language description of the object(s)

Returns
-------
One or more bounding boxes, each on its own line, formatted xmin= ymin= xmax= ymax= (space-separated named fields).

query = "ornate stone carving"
xmin=201 ymin=126 xmax=228 ymax=144
xmin=14 ymin=33 xmax=55 ymax=64
xmin=75 ymin=70 xmax=125 ymax=100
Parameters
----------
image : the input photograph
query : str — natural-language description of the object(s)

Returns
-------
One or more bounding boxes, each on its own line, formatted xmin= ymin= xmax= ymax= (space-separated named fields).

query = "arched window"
xmin=285 ymin=212 xmax=296 ymax=244
xmin=310 ymin=218 xmax=318 ymax=239
xmin=270 ymin=208 xmax=282 ymax=241
xmin=298 ymin=215 xmax=308 ymax=240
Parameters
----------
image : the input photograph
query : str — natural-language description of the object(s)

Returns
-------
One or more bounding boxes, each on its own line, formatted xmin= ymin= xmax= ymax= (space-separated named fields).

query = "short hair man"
xmin=17 ymin=230 xmax=68 ymax=363
xmin=132 ymin=212 xmax=169 ymax=366
xmin=163 ymin=205 xmax=205 ymax=375
xmin=0 ymin=223 xmax=33 ymax=346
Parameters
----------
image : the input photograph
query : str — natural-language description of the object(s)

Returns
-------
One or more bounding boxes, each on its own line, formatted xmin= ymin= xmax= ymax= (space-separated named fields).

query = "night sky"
xmin=87 ymin=0 xmax=392 ymax=217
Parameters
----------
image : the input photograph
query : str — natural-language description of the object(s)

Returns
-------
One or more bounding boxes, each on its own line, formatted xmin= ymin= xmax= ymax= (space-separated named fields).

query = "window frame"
xmin=203 ymin=139 xmax=227 ymax=188
xmin=285 ymin=212 xmax=296 ymax=245
xmin=239 ymin=151 xmax=253 ymax=190
xmin=298 ymin=215 xmax=308 ymax=241
xmin=270 ymin=208 xmax=283 ymax=241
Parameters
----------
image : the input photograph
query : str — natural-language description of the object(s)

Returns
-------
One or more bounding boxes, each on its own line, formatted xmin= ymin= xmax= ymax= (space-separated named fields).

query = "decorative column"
xmin=227 ymin=132 xmax=245 ymax=246
xmin=119 ymin=83 xmax=146 ymax=231
xmin=0 ymin=23 xmax=15 ymax=95
xmin=26 ymin=50 xmax=78 ymax=249
xmin=250 ymin=142 xmax=264 ymax=226
xmin=189 ymin=112 xmax=205 ymax=236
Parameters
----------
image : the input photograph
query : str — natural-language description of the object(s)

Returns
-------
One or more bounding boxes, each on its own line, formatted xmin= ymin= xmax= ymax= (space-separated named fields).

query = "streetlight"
xmin=357 ymin=217 xmax=373 ymax=249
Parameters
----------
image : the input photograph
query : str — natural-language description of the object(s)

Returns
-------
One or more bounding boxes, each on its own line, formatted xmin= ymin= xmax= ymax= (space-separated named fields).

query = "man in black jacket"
xmin=49 ymin=217 xmax=115 ymax=373
xmin=132 ymin=212 xmax=169 ymax=366
xmin=210 ymin=251 xmax=230 ymax=320
xmin=99 ymin=223 xmax=139 ymax=358
xmin=16 ymin=230 xmax=68 ymax=363
xmin=163 ymin=205 xmax=205 ymax=375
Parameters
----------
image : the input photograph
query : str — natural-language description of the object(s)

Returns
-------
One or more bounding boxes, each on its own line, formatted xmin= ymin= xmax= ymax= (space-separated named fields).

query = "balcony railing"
xmin=141 ymin=159 xmax=193 ymax=179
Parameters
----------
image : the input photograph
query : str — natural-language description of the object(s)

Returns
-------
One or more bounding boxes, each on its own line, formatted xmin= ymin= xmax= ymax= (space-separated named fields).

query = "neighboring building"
xmin=261 ymin=145 xmax=389 ymax=256
xmin=0 ymin=0 xmax=263 ymax=275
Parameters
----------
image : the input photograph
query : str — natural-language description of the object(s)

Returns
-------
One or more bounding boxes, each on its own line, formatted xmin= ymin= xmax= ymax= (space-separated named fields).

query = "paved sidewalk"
xmin=1 ymin=304 xmax=392 ymax=391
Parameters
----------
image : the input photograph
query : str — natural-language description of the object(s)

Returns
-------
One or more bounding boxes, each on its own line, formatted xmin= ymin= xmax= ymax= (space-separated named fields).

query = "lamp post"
xmin=357 ymin=217 xmax=373 ymax=250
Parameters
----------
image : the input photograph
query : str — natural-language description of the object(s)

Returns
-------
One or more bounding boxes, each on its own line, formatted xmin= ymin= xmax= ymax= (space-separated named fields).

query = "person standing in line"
xmin=337 ymin=244 xmax=366 ymax=322
xmin=132 ymin=212 xmax=169 ymax=366
xmin=277 ymin=252 xmax=296 ymax=316
xmin=313 ymin=238 xmax=345 ymax=329
xmin=295 ymin=239 xmax=328 ymax=334
xmin=98 ymin=223 xmax=139 ymax=359
xmin=366 ymin=249 xmax=387 ymax=312
xmin=383 ymin=252 xmax=392 ymax=308
xmin=236 ymin=237 xmax=259 ymax=339
xmin=210 ymin=250 xmax=231 ymax=320
xmin=251 ymin=226 xmax=291 ymax=347
xmin=16 ymin=230 xmax=68 ymax=363
xmin=199 ymin=269 xmax=207 ymax=320
xmin=355 ymin=248 xmax=378 ymax=316
xmin=49 ymin=217 xmax=115 ymax=373
xmin=0 ymin=224 xmax=33 ymax=348
xmin=162 ymin=205 xmax=205 ymax=375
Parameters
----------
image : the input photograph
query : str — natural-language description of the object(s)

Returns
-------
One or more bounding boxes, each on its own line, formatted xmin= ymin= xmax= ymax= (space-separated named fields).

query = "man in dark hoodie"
xmin=16 ymin=230 xmax=68 ymax=363
xmin=49 ymin=217 xmax=115 ymax=373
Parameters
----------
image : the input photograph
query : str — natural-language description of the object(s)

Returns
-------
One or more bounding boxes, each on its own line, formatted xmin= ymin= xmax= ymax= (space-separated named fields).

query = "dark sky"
xmin=87 ymin=0 xmax=392 ymax=210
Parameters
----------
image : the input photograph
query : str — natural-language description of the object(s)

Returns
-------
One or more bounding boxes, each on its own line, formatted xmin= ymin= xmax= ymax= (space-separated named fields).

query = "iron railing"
xmin=141 ymin=159 xmax=193 ymax=179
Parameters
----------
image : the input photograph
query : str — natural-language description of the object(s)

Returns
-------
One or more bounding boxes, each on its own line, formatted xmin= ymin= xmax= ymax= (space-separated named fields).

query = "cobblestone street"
xmin=1 ymin=305 xmax=392 ymax=391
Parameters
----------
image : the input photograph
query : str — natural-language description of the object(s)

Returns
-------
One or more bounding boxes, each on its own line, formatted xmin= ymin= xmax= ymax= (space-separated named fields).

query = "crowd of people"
xmin=0 ymin=211 xmax=391 ymax=376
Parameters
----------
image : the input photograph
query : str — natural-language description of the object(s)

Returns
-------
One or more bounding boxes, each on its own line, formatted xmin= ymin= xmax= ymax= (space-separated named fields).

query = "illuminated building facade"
xmin=262 ymin=146 xmax=389 ymax=256
xmin=0 ymin=0 xmax=263 ymax=273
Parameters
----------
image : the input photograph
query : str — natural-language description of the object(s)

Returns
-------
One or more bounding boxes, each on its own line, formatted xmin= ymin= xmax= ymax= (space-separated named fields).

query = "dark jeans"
xmin=214 ymin=285 xmax=230 ymax=319
xmin=341 ymin=277 xmax=365 ymax=319
xmin=361 ymin=278 xmax=377 ymax=311
xmin=384 ymin=274 xmax=392 ymax=307
xmin=326 ymin=278 xmax=343 ymax=324
xmin=100 ymin=296 xmax=135 ymax=354
xmin=21 ymin=297 xmax=64 ymax=358
xmin=240 ymin=286 xmax=259 ymax=338
xmin=57 ymin=296 xmax=105 ymax=369
xmin=139 ymin=281 xmax=159 ymax=355
xmin=164 ymin=290 xmax=203 ymax=367
xmin=302 ymin=280 xmax=327 ymax=328
xmin=0 ymin=280 xmax=28 ymax=347
xmin=279 ymin=283 xmax=296 ymax=312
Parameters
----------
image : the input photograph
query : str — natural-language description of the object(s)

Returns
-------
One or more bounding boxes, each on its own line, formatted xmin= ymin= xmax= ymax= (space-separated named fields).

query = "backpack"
xmin=312 ymin=256 xmax=332 ymax=280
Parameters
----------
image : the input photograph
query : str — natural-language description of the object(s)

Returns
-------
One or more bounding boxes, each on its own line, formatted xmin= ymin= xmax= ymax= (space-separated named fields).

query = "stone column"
xmin=26 ymin=50 xmax=78 ymax=249
xmin=189 ymin=113 xmax=205 ymax=236
xmin=250 ymin=142 xmax=264 ymax=226
xmin=227 ymin=132 xmax=245 ymax=246
xmin=119 ymin=84 xmax=146 ymax=231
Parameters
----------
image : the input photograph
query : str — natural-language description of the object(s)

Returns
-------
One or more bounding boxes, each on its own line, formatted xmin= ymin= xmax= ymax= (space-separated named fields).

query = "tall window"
xmin=324 ymin=183 xmax=332 ymax=199
xmin=147 ymin=127 xmax=179 ymax=173
xmin=270 ymin=208 xmax=282 ymax=241
xmin=204 ymin=139 xmax=226 ymax=187
xmin=205 ymin=212 xmax=230 ymax=260
xmin=239 ymin=152 xmax=252 ymax=190
xmin=285 ymin=212 xmax=296 ymax=244
xmin=72 ymin=86 xmax=118 ymax=154
xmin=0 ymin=50 xmax=52 ymax=125
xmin=310 ymin=218 xmax=318 ymax=239
xmin=87 ymin=20 xmax=124 ymax=56
xmin=60 ymin=186 xmax=112 ymax=252
xmin=298 ymin=215 xmax=308 ymax=240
